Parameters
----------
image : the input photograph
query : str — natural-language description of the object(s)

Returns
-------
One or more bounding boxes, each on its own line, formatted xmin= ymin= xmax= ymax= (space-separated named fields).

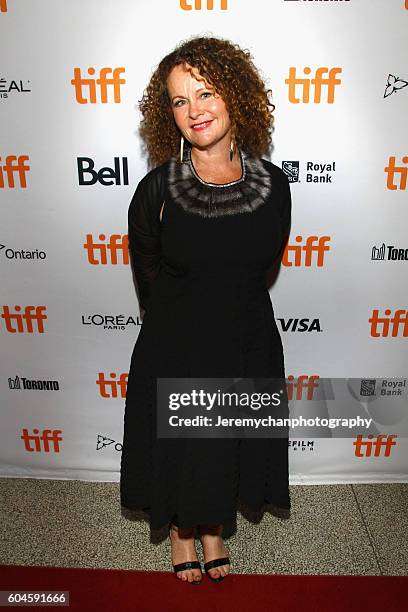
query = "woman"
xmin=120 ymin=36 xmax=292 ymax=584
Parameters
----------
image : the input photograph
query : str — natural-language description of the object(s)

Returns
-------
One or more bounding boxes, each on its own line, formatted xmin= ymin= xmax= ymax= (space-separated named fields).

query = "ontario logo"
xmin=384 ymin=73 xmax=408 ymax=98
xmin=96 ymin=434 xmax=122 ymax=452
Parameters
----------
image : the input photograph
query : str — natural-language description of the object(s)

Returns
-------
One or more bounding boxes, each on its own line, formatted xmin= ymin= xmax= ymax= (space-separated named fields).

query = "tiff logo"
xmin=286 ymin=375 xmax=320 ymax=400
xmin=21 ymin=428 xmax=63 ymax=453
xmin=96 ymin=372 xmax=128 ymax=398
xmin=384 ymin=155 xmax=408 ymax=190
xmin=0 ymin=155 xmax=30 ymax=188
xmin=369 ymin=309 xmax=408 ymax=337
xmin=285 ymin=67 xmax=342 ymax=103
xmin=283 ymin=236 xmax=331 ymax=267
xmin=1 ymin=305 xmax=47 ymax=333
xmin=180 ymin=0 xmax=228 ymax=9
xmin=353 ymin=434 xmax=397 ymax=457
xmin=71 ymin=67 xmax=126 ymax=104
xmin=83 ymin=234 xmax=129 ymax=265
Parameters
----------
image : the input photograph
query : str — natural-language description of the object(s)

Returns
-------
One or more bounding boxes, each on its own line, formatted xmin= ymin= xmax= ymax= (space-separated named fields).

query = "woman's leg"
xmin=198 ymin=524 xmax=230 ymax=580
xmin=169 ymin=520 xmax=202 ymax=583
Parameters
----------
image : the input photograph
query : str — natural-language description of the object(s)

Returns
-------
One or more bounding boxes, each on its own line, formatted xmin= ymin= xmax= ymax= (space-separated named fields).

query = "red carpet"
xmin=0 ymin=565 xmax=406 ymax=611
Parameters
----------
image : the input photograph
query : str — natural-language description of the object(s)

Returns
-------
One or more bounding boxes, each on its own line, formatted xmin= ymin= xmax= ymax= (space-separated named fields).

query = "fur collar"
xmin=167 ymin=143 xmax=272 ymax=218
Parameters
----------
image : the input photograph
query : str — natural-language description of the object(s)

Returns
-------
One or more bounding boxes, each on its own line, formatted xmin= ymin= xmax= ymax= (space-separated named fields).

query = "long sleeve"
xmin=128 ymin=166 xmax=165 ymax=313
xmin=280 ymin=171 xmax=292 ymax=243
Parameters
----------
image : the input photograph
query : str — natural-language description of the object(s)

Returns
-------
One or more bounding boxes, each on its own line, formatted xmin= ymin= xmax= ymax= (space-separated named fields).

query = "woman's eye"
xmin=174 ymin=100 xmax=185 ymax=107
xmin=201 ymin=92 xmax=212 ymax=98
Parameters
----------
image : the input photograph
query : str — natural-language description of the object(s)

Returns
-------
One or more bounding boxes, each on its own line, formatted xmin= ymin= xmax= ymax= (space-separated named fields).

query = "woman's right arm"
xmin=128 ymin=167 xmax=164 ymax=314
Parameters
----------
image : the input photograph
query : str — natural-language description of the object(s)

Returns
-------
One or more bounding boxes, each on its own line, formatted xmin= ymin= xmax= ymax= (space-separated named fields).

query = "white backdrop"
xmin=1 ymin=0 xmax=407 ymax=486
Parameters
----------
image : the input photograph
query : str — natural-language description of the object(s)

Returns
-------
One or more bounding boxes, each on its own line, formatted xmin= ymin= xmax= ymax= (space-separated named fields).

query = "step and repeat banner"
xmin=1 ymin=0 xmax=407 ymax=486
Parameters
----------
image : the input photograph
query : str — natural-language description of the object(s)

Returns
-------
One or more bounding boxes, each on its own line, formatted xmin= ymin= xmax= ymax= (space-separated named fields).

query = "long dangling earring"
xmin=229 ymin=135 xmax=235 ymax=161
xmin=180 ymin=135 xmax=184 ymax=163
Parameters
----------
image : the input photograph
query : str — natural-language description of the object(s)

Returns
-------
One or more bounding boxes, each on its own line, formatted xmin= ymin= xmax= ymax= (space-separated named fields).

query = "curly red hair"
xmin=138 ymin=35 xmax=275 ymax=166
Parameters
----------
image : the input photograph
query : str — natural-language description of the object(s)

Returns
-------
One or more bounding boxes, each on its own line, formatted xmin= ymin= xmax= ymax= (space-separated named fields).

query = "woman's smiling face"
xmin=167 ymin=63 xmax=232 ymax=150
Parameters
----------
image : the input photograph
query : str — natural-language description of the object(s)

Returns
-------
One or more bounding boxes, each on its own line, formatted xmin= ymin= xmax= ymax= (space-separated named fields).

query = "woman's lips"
xmin=191 ymin=120 xmax=213 ymax=131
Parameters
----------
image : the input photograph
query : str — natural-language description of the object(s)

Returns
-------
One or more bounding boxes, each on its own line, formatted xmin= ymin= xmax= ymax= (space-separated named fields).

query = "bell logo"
xmin=71 ymin=67 xmax=126 ymax=104
xmin=180 ymin=0 xmax=228 ymax=9
xmin=1 ymin=305 xmax=47 ymax=333
xmin=96 ymin=372 xmax=128 ymax=398
xmin=0 ymin=155 xmax=30 ymax=188
xmin=285 ymin=67 xmax=342 ymax=104
xmin=353 ymin=434 xmax=397 ymax=457
xmin=384 ymin=155 xmax=408 ymax=190
xmin=369 ymin=309 xmax=408 ymax=337
xmin=0 ymin=0 xmax=7 ymax=12
xmin=21 ymin=428 xmax=63 ymax=453
xmin=83 ymin=234 xmax=129 ymax=265
xmin=78 ymin=157 xmax=129 ymax=186
xmin=283 ymin=236 xmax=331 ymax=267
xmin=286 ymin=375 xmax=320 ymax=401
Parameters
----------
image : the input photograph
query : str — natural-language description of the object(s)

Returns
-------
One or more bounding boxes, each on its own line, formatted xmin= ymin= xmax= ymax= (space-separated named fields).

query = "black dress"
xmin=120 ymin=143 xmax=292 ymax=530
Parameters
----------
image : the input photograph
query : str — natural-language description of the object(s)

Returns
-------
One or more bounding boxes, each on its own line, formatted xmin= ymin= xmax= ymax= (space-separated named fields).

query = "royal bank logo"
xmin=78 ymin=157 xmax=129 ymax=186
xmin=359 ymin=378 xmax=407 ymax=397
xmin=180 ymin=0 xmax=228 ymax=9
xmin=81 ymin=313 xmax=140 ymax=330
xmin=8 ymin=375 xmax=60 ymax=391
xmin=96 ymin=434 xmax=122 ymax=452
xmin=282 ymin=161 xmax=299 ymax=183
xmin=371 ymin=243 xmax=408 ymax=261
xmin=71 ymin=67 xmax=126 ymax=104
xmin=360 ymin=379 xmax=376 ymax=396
xmin=0 ymin=76 xmax=31 ymax=100
xmin=282 ymin=161 xmax=336 ymax=183
xmin=384 ymin=74 xmax=408 ymax=99
xmin=0 ymin=243 xmax=47 ymax=260
xmin=285 ymin=67 xmax=342 ymax=103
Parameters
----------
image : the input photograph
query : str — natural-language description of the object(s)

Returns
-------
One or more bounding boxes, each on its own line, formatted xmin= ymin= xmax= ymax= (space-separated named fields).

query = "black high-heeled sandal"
xmin=199 ymin=526 xmax=231 ymax=583
xmin=168 ymin=524 xmax=202 ymax=584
